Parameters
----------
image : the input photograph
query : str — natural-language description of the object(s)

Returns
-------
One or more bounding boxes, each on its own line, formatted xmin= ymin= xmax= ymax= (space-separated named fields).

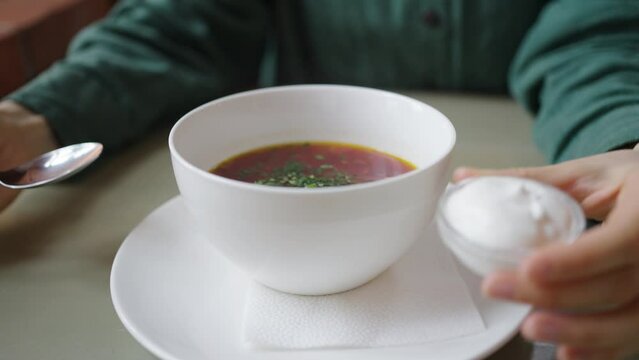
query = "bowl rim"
xmin=168 ymin=84 xmax=456 ymax=195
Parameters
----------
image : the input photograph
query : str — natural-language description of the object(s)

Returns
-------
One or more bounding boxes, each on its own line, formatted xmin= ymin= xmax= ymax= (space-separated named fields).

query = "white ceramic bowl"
xmin=169 ymin=85 xmax=456 ymax=295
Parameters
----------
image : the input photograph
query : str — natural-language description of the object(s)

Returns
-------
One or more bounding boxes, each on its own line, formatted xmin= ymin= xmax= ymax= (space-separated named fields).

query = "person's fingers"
xmin=604 ymin=169 xmax=639 ymax=231
xmin=482 ymin=266 xmax=639 ymax=310
xmin=522 ymin=170 xmax=639 ymax=283
xmin=556 ymin=345 xmax=622 ymax=360
xmin=451 ymin=167 xmax=481 ymax=182
xmin=453 ymin=151 xmax=639 ymax=220
xmin=521 ymin=219 xmax=638 ymax=284
xmin=580 ymin=186 xmax=619 ymax=221
xmin=452 ymin=164 xmax=608 ymax=216
xmin=520 ymin=298 xmax=639 ymax=349
xmin=452 ymin=165 xmax=572 ymax=186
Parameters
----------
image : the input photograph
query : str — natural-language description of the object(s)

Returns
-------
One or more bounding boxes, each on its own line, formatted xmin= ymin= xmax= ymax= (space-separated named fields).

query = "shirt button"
xmin=422 ymin=10 xmax=441 ymax=28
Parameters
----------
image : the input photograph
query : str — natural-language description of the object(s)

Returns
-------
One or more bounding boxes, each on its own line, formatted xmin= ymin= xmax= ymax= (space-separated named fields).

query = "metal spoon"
xmin=0 ymin=142 xmax=103 ymax=189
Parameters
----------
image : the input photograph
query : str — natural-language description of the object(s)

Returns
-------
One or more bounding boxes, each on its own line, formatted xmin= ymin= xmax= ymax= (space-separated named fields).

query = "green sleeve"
xmin=509 ymin=0 xmax=639 ymax=163
xmin=6 ymin=0 xmax=268 ymax=151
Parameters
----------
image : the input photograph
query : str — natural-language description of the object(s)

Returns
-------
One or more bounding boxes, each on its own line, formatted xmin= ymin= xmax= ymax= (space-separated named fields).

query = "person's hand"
xmin=0 ymin=101 xmax=58 ymax=212
xmin=453 ymin=149 xmax=639 ymax=360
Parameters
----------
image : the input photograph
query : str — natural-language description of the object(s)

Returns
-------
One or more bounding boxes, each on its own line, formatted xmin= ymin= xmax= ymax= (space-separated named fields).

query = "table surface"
xmin=0 ymin=91 xmax=552 ymax=360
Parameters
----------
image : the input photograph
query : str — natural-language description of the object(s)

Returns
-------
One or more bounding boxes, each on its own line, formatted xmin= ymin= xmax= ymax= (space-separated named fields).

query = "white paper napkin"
xmin=243 ymin=225 xmax=485 ymax=349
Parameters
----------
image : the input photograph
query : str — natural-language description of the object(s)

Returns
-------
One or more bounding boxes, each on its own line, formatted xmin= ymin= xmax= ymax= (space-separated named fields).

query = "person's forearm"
xmin=510 ymin=0 xmax=639 ymax=163
xmin=7 ymin=0 xmax=268 ymax=152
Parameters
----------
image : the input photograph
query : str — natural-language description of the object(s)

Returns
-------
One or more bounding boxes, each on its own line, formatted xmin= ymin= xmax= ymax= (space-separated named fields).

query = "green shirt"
xmin=7 ymin=0 xmax=639 ymax=163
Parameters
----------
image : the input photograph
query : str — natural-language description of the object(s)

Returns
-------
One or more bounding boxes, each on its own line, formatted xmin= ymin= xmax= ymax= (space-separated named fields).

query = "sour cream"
xmin=444 ymin=177 xmax=574 ymax=250
xmin=437 ymin=176 xmax=585 ymax=275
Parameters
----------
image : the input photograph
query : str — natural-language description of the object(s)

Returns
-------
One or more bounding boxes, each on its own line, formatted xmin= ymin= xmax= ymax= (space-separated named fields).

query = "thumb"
xmin=452 ymin=165 xmax=569 ymax=187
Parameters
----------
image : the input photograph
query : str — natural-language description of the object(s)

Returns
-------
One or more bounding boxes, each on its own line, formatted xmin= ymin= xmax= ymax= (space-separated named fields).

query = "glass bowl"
xmin=436 ymin=177 xmax=586 ymax=276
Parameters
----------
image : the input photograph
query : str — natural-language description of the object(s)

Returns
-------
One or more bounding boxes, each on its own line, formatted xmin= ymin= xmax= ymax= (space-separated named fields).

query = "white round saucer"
xmin=111 ymin=197 xmax=530 ymax=360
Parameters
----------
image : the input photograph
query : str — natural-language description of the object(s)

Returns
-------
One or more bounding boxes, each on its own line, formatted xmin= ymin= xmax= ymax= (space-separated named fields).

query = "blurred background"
xmin=0 ymin=0 xmax=116 ymax=96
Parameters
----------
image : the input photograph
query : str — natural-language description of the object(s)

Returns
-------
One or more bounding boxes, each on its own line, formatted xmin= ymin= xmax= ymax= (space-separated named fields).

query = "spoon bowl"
xmin=0 ymin=142 xmax=103 ymax=189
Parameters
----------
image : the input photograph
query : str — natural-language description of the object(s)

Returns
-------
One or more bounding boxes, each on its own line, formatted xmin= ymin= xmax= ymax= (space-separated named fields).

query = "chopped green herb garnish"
xmin=315 ymin=154 xmax=325 ymax=160
xmin=254 ymin=161 xmax=352 ymax=188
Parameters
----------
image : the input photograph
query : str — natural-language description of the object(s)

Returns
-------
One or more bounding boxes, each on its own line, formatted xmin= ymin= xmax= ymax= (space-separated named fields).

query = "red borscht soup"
xmin=211 ymin=142 xmax=415 ymax=188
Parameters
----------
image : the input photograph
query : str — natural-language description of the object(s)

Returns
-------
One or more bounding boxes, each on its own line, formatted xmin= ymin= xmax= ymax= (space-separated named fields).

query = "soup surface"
xmin=211 ymin=142 xmax=415 ymax=188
